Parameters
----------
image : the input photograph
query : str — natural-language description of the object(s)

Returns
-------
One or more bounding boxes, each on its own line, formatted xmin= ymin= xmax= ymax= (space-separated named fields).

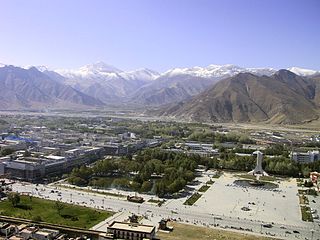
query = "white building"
xmin=107 ymin=221 xmax=156 ymax=240
xmin=291 ymin=150 xmax=320 ymax=164
xmin=0 ymin=140 xmax=27 ymax=151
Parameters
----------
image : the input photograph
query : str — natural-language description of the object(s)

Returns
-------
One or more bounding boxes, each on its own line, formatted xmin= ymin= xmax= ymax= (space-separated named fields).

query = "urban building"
xmin=0 ymin=146 xmax=103 ymax=181
xmin=291 ymin=150 xmax=320 ymax=164
xmin=107 ymin=221 xmax=156 ymax=240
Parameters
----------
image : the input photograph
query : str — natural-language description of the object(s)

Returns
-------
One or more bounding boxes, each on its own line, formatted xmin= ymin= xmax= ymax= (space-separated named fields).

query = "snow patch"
xmin=163 ymin=64 xmax=276 ymax=78
xmin=287 ymin=67 xmax=319 ymax=76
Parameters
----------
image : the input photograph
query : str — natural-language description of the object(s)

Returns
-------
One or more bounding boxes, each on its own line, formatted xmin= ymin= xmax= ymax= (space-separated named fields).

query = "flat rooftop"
xmin=45 ymin=155 xmax=65 ymax=161
xmin=9 ymin=236 xmax=24 ymax=240
xmin=108 ymin=222 xmax=155 ymax=234
xmin=0 ymin=221 xmax=10 ymax=228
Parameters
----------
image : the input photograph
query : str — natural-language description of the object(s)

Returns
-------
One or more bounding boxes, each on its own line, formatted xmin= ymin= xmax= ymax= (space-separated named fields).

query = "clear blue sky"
xmin=0 ymin=0 xmax=319 ymax=72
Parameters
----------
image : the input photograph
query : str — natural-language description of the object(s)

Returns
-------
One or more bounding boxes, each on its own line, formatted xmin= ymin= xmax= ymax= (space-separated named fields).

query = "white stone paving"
xmin=194 ymin=173 xmax=302 ymax=226
xmin=8 ymin=171 xmax=320 ymax=240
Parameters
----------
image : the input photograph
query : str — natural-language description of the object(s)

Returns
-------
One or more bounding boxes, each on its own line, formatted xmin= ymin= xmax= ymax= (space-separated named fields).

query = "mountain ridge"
xmin=0 ymin=65 xmax=104 ymax=110
xmin=2 ymin=63 xmax=319 ymax=106
xmin=156 ymin=70 xmax=320 ymax=124
xmin=1 ymin=63 xmax=320 ymax=125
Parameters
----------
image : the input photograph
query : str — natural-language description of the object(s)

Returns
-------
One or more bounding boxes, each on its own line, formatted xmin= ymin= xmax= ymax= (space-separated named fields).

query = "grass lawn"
xmin=157 ymin=222 xmax=280 ymax=240
xmin=0 ymin=196 xmax=113 ymax=228
xmin=301 ymin=205 xmax=313 ymax=222
xmin=55 ymin=184 xmax=126 ymax=198
xmin=206 ymin=179 xmax=215 ymax=185
xmin=298 ymin=189 xmax=318 ymax=196
xmin=198 ymin=185 xmax=210 ymax=192
xmin=183 ymin=193 xmax=202 ymax=206
xmin=299 ymin=195 xmax=309 ymax=205
xmin=235 ymin=174 xmax=277 ymax=182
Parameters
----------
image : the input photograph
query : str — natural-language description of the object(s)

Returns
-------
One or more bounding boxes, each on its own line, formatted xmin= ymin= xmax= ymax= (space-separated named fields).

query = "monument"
xmin=248 ymin=150 xmax=268 ymax=176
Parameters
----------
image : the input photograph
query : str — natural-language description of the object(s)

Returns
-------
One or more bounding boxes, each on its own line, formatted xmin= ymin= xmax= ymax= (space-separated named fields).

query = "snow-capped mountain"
xmin=0 ymin=65 xmax=104 ymax=110
xmin=30 ymin=65 xmax=50 ymax=72
xmin=56 ymin=62 xmax=159 ymax=81
xmin=1 ymin=62 xmax=319 ymax=107
xmin=130 ymin=64 xmax=277 ymax=105
xmin=57 ymin=61 xmax=122 ymax=77
xmin=287 ymin=67 xmax=319 ymax=77
xmin=53 ymin=62 xmax=160 ymax=103
xmin=119 ymin=68 xmax=159 ymax=82
xmin=53 ymin=62 xmax=280 ymax=105
xmin=162 ymin=64 xmax=276 ymax=78
xmin=157 ymin=70 xmax=320 ymax=124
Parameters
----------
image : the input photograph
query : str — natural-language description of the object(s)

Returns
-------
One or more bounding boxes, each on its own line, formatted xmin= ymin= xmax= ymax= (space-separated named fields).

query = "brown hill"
xmin=309 ymin=74 xmax=320 ymax=107
xmin=158 ymin=70 xmax=319 ymax=124
xmin=0 ymin=66 xmax=104 ymax=110
xmin=130 ymin=75 xmax=217 ymax=105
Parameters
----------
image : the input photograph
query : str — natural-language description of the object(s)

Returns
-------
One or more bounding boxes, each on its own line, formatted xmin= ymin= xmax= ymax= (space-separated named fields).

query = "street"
xmin=11 ymin=181 xmax=320 ymax=240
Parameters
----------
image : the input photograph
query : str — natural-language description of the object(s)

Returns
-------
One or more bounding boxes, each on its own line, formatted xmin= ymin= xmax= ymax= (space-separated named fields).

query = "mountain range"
xmin=38 ymin=62 xmax=318 ymax=106
xmin=0 ymin=62 xmax=319 ymax=124
xmin=157 ymin=70 xmax=320 ymax=124
xmin=0 ymin=65 xmax=103 ymax=109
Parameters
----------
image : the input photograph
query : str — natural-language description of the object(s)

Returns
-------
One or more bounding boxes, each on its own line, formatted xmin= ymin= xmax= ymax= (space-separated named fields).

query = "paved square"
xmin=168 ymin=172 xmax=302 ymax=226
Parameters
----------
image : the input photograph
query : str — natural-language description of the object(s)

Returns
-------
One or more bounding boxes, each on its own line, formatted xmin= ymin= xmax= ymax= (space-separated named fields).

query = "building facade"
xmin=291 ymin=150 xmax=320 ymax=164
xmin=107 ymin=222 xmax=156 ymax=240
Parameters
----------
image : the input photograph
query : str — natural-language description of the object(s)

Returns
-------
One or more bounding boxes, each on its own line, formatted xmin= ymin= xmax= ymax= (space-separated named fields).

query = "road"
xmin=11 ymin=182 xmax=320 ymax=240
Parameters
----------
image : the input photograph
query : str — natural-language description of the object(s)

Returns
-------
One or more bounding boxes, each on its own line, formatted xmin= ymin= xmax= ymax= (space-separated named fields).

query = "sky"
xmin=0 ymin=0 xmax=319 ymax=72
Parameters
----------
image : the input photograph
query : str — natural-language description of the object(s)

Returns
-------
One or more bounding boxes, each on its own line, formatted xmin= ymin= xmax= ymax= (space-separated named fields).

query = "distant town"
xmin=0 ymin=112 xmax=319 ymax=240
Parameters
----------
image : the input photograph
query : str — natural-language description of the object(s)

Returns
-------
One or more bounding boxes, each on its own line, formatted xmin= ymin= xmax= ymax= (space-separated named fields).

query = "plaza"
xmin=193 ymin=172 xmax=301 ymax=226
xmin=7 ymin=170 xmax=320 ymax=240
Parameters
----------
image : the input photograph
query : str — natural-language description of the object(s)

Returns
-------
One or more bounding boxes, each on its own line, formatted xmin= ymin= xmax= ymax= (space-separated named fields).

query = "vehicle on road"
xmin=127 ymin=195 xmax=144 ymax=203
xmin=262 ymin=224 xmax=273 ymax=228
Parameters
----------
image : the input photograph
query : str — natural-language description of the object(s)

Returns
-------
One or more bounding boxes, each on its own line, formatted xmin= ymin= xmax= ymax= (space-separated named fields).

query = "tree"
xmin=302 ymin=166 xmax=311 ymax=177
xmin=141 ymin=181 xmax=153 ymax=193
xmin=68 ymin=176 xmax=87 ymax=186
xmin=8 ymin=192 xmax=20 ymax=207
xmin=304 ymin=180 xmax=314 ymax=187
xmin=55 ymin=201 xmax=65 ymax=215
xmin=130 ymin=181 xmax=142 ymax=192
xmin=155 ymin=181 xmax=166 ymax=197
xmin=23 ymin=150 xmax=31 ymax=157
xmin=0 ymin=148 xmax=15 ymax=157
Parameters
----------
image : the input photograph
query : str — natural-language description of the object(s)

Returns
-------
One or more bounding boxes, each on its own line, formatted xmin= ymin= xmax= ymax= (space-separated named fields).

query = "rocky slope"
xmin=157 ymin=70 xmax=320 ymax=124
xmin=0 ymin=65 xmax=104 ymax=110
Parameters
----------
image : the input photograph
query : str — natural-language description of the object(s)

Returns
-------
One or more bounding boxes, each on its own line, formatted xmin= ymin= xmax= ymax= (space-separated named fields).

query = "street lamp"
xmin=310 ymin=229 xmax=314 ymax=240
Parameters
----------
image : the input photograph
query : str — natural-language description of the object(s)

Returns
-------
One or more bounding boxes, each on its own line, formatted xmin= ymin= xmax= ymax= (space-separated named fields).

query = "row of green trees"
xmin=68 ymin=148 xmax=202 ymax=196
xmin=188 ymin=131 xmax=254 ymax=144
xmin=68 ymin=145 xmax=320 ymax=197
xmin=216 ymin=150 xmax=317 ymax=177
